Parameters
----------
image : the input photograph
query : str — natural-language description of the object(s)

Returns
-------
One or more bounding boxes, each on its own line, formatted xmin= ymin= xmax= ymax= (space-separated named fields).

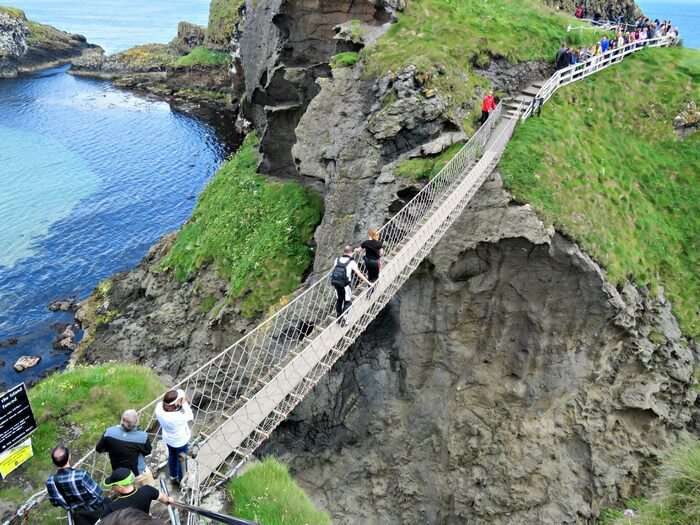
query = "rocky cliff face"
xmin=543 ymin=0 xmax=639 ymax=19
xmin=0 ymin=8 xmax=102 ymax=78
xmin=238 ymin=0 xmax=400 ymax=177
xmin=262 ymin=171 xmax=696 ymax=524
xmin=76 ymin=0 xmax=698 ymax=523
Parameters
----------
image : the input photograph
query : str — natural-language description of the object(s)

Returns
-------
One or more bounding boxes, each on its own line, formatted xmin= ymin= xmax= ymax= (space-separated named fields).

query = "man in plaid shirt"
xmin=46 ymin=446 xmax=106 ymax=525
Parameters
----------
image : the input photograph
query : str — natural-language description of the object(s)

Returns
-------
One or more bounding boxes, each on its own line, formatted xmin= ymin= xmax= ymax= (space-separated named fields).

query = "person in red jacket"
xmin=480 ymin=91 xmax=497 ymax=125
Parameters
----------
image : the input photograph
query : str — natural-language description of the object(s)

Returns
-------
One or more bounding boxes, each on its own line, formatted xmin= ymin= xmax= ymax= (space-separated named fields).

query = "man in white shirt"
xmin=154 ymin=389 xmax=193 ymax=485
xmin=330 ymin=245 xmax=371 ymax=326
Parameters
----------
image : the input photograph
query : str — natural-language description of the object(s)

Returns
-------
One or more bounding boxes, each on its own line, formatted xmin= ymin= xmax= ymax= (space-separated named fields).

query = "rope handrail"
xmin=5 ymin=24 xmax=678 ymax=525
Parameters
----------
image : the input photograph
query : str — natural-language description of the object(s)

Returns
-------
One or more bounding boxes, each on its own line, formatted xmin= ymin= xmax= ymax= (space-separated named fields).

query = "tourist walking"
xmin=155 ymin=389 xmax=193 ymax=485
xmin=103 ymin=468 xmax=173 ymax=515
xmin=555 ymin=44 xmax=570 ymax=70
xmin=46 ymin=446 xmax=109 ymax=525
xmin=330 ymin=245 xmax=371 ymax=326
xmin=96 ymin=409 xmax=152 ymax=482
xmin=480 ymin=90 xmax=497 ymax=124
xmin=361 ymin=228 xmax=384 ymax=283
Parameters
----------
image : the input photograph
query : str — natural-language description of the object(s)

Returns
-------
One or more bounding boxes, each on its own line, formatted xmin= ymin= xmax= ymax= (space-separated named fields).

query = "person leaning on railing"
xmin=95 ymin=409 xmax=153 ymax=485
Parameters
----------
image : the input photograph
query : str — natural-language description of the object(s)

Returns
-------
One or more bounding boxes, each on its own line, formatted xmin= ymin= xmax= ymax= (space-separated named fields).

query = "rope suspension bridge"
xmin=9 ymin=31 xmax=676 ymax=525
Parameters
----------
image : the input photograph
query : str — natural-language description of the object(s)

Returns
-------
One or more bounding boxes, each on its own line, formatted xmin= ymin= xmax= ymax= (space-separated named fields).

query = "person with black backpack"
xmin=330 ymin=245 xmax=371 ymax=326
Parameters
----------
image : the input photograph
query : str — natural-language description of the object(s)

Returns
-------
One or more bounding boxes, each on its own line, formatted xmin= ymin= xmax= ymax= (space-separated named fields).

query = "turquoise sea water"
xmin=8 ymin=0 xmax=211 ymax=53
xmin=0 ymin=1 xmax=227 ymax=388
xmin=637 ymin=1 xmax=700 ymax=49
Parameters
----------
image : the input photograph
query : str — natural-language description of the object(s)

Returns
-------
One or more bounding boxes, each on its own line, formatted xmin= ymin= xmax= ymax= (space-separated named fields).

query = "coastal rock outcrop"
xmin=0 ymin=7 xmax=102 ymax=78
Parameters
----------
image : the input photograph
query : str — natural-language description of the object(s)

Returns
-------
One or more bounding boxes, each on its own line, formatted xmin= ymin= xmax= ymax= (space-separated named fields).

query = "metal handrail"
xmin=521 ymin=34 xmax=676 ymax=120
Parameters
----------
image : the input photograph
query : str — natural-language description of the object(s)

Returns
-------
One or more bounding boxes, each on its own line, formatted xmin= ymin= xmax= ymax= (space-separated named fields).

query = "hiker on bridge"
xmin=360 ymin=228 xmax=384 ymax=284
xmin=155 ymin=388 xmax=193 ymax=485
xmin=331 ymin=245 xmax=371 ymax=327
xmin=46 ymin=445 xmax=109 ymax=525
xmin=102 ymin=467 xmax=174 ymax=515
xmin=480 ymin=90 xmax=497 ymax=124
xmin=96 ymin=409 xmax=153 ymax=484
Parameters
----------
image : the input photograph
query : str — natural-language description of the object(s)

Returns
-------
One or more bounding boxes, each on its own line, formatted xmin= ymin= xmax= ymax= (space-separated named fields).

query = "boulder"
xmin=673 ymin=100 xmax=700 ymax=138
xmin=48 ymin=298 xmax=79 ymax=312
xmin=13 ymin=356 xmax=41 ymax=372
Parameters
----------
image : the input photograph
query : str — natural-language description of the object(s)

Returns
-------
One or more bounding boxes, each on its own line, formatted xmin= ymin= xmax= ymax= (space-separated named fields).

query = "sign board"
xmin=0 ymin=383 xmax=37 ymax=454
xmin=0 ymin=438 xmax=33 ymax=479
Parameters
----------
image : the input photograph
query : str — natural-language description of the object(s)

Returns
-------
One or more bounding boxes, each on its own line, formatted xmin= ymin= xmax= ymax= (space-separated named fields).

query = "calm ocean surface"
xmin=8 ymin=0 xmax=211 ymax=53
xmin=0 ymin=1 xmax=225 ymax=388
xmin=637 ymin=1 xmax=700 ymax=49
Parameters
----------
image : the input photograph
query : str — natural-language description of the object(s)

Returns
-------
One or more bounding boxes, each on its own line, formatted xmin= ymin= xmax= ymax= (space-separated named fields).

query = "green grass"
xmin=0 ymin=5 xmax=26 ymax=18
xmin=500 ymin=47 xmax=700 ymax=338
xmin=0 ymin=364 xmax=164 ymax=523
xmin=161 ymin=134 xmax=323 ymax=318
xmin=331 ymin=51 xmax=360 ymax=69
xmin=395 ymin=142 xmax=464 ymax=181
xmin=599 ymin=442 xmax=700 ymax=525
xmin=362 ymin=0 xmax=609 ymax=126
xmin=229 ymin=458 xmax=331 ymax=525
xmin=206 ymin=0 xmax=244 ymax=48
xmin=14 ymin=364 xmax=165 ymax=487
xmin=175 ymin=46 xmax=230 ymax=68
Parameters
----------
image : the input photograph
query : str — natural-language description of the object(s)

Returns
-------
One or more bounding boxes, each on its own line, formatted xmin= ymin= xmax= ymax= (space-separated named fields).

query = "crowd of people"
xmin=46 ymin=390 xmax=193 ymax=525
xmin=556 ymin=17 xmax=678 ymax=71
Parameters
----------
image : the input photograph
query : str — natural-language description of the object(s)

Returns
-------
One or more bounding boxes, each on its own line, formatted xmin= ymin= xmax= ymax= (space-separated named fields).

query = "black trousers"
xmin=365 ymin=258 xmax=380 ymax=282
xmin=480 ymin=110 xmax=490 ymax=124
xmin=333 ymin=284 xmax=351 ymax=317
xmin=72 ymin=509 xmax=102 ymax=525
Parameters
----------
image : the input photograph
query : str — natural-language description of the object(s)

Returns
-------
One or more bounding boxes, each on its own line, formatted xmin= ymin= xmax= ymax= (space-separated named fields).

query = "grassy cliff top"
xmin=229 ymin=458 xmax=331 ymax=525
xmin=501 ymin=47 xmax=700 ymax=338
xmin=362 ymin=0 xmax=608 ymax=126
xmin=0 ymin=4 xmax=86 ymax=49
xmin=161 ymin=134 xmax=323 ymax=318
xmin=206 ymin=0 xmax=244 ymax=48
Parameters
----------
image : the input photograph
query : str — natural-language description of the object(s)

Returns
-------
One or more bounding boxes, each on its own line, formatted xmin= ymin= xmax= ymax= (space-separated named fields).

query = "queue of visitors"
xmin=46 ymin=390 xmax=194 ymax=524
xmin=555 ymin=18 xmax=678 ymax=71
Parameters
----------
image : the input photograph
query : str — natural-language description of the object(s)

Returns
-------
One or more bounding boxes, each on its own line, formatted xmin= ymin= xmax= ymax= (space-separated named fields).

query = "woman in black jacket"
xmin=360 ymin=228 xmax=383 ymax=283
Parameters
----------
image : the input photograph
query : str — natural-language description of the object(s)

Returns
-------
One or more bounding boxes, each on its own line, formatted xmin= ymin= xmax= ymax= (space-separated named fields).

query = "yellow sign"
xmin=0 ymin=438 xmax=33 ymax=479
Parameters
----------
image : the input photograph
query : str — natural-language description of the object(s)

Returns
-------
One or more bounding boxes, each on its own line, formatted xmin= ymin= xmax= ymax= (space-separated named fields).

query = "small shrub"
xmin=331 ymin=51 xmax=360 ymax=69
xmin=175 ymin=46 xmax=230 ymax=68
xmin=395 ymin=142 xmax=464 ymax=181
xmin=229 ymin=458 xmax=331 ymax=525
